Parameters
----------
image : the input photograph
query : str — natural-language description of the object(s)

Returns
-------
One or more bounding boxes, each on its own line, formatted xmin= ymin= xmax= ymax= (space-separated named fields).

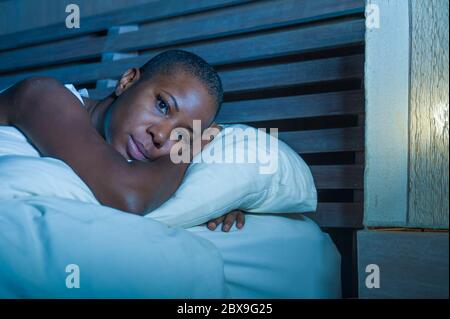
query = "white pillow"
xmin=0 ymin=127 xmax=99 ymax=204
xmin=145 ymin=124 xmax=317 ymax=228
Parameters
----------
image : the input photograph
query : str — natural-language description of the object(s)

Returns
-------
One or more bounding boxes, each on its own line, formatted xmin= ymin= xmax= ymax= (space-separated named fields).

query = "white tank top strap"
xmin=64 ymin=84 xmax=89 ymax=106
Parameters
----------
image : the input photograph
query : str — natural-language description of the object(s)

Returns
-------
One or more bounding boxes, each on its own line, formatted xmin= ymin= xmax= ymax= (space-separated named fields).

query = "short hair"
xmin=140 ymin=50 xmax=223 ymax=110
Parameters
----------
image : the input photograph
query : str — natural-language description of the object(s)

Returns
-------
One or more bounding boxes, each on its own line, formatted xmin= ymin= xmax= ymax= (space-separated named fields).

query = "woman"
xmin=0 ymin=50 xmax=244 ymax=232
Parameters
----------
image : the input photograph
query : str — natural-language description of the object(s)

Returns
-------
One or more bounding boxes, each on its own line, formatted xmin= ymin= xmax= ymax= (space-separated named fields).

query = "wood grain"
xmin=408 ymin=0 xmax=449 ymax=228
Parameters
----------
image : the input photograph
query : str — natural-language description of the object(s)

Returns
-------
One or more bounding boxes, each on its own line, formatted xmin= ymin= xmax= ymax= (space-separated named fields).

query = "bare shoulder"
xmin=10 ymin=77 xmax=74 ymax=103
xmin=3 ymin=77 xmax=62 ymax=99
xmin=1 ymin=77 xmax=85 ymax=125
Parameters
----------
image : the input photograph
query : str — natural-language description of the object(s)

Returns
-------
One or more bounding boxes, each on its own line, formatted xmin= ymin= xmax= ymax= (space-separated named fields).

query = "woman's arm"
xmin=2 ymin=77 xmax=190 ymax=215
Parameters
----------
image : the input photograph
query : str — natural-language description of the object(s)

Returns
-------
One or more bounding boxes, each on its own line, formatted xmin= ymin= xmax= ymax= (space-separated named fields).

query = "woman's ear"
xmin=115 ymin=68 xmax=142 ymax=96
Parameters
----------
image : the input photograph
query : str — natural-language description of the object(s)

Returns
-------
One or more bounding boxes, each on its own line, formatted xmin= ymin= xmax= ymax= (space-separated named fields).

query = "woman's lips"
xmin=126 ymin=135 xmax=147 ymax=161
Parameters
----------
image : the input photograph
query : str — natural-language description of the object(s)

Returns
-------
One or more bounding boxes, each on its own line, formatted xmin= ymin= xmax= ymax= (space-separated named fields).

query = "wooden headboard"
xmin=0 ymin=0 xmax=366 ymax=296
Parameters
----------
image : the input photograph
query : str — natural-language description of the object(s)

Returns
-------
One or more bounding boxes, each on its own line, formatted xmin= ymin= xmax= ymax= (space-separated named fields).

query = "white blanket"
xmin=0 ymin=196 xmax=227 ymax=298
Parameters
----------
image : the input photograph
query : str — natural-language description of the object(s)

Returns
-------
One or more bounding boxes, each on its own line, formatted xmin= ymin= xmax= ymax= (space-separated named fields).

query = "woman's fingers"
xmin=207 ymin=215 xmax=225 ymax=230
xmin=222 ymin=210 xmax=240 ymax=232
xmin=236 ymin=210 xmax=245 ymax=229
xmin=207 ymin=210 xmax=245 ymax=232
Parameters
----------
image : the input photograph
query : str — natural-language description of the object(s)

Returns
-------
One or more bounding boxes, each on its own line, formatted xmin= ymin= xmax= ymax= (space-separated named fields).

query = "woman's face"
xmin=104 ymin=71 xmax=217 ymax=162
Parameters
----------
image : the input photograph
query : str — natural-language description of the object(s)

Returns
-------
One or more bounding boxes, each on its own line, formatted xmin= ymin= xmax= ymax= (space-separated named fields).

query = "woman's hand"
xmin=207 ymin=209 xmax=245 ymax=232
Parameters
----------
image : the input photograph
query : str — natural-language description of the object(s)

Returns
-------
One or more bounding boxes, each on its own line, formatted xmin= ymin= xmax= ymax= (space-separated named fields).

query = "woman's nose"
xmin=147 ymin=124 xmax=171 ymax=149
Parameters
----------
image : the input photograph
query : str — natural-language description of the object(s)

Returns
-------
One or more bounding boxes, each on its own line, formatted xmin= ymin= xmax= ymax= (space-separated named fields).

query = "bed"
xmin=0 ymin=124 xmax=341 ymax=298
xmin=0 ymin=121 xmax=341 ymax=298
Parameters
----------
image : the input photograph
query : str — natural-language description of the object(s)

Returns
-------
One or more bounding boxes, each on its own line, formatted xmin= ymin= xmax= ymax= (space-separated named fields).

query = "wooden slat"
xmin=172 ymin=19 xmax=365 ymax=67
xmin=106 ymin=0 xmax=364 ymax=53
xmin=305 ymin=202 xmax=364 ymax=228
xmin=220 ymin=55 xmax=364 ymax=93
xmin=0 ymin=0 xmax=364 ymax=73
xmin=1 ymin=54 xmax=363 ymax=97
xmin=0 ymin=15 xmax=364 ymax=72
xmin=276 ymin=203 xmax=363 ymax=228
xmin=0 ymin=0 xmax=247 ymax=52
xmin=278 ymin=127 xmax=364 ymax=154
xmin=88 ymin=55 xmax=364 ymax=98
xmin=216 ymin=90 xmax=364 ymax=123
xmin=311 ymin=165 xmax=364 ymax=189
xmin=0 ymin=19 xmax=365 ymax=89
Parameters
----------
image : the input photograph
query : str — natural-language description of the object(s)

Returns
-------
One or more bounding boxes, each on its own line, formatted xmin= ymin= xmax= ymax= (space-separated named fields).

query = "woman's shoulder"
xmin=0 ymin=77 xmax=65 ymax=124
xmin=10 ymin=77 xmax=91 ymax=121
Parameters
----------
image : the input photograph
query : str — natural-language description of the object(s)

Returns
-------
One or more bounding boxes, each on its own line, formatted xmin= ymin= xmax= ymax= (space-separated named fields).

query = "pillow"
xmin=0 ymin=127 xmax=99 ymax=204
xmin=0 ymin=155 xmax=99 ymax=204
xmin=0 ymin=126 xmax=41 ymax=157
xmin=145 ymin=124 xmax=317 ymax=228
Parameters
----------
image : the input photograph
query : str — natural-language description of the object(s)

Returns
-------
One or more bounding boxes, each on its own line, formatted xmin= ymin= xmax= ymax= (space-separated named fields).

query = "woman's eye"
xmin=157 ymin=96 xmax=169 ymax=115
